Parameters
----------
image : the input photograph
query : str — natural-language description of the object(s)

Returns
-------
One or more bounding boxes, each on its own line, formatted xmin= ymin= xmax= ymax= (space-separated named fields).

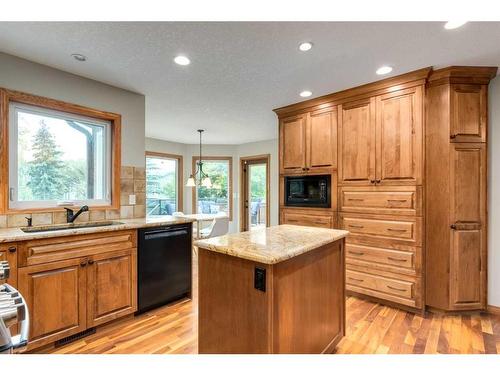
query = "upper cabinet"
xmin=280 ymin=108 xmax=337 ymax=174
xmin=338 ymin=98 xmax=376 ymax=185
xmin=450 ymin=84 xmax=487 ymax=143
xmin=280 ymin=114 xmax=307 ymax=173
xmin=375 ymin=86 xmax=423 ymax=185
xmin=338 ymin=86 xmax=423 ymax=186
xmin=307 ymin=107 xmax=337 ymax=172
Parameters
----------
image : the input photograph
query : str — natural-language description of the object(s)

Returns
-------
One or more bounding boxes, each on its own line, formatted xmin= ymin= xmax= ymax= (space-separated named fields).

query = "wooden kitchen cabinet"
xmin=450 ymin=84 xmax=487 ymax=143
xmin=280 ymin=114 xmax=307 ymax=173
xmin=375 ymin=86 xmax=423 ymax=185
xmin=18 ymin=257 xmax=87 ymax=347
xmin=425 ymin=67 xmax=495 ymax=312
xmin=307 ymin=107 xmax=337 ymax=171
xmin=280 ymin=108 xmax=337 ymax=174
xmin=0 ymin=243 xmax=17 ymax=287
xmin=87 ymin=248 xmax=137 ymax=327
xmin=338 ymin=98 xmax=376 ymax=185
xmin=16 ymin=230 xmax=138 ymax=350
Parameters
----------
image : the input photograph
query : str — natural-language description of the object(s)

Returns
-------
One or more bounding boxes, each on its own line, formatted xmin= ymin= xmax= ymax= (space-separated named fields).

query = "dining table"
xmin=181 ymin=213 xmax=228 ymax=239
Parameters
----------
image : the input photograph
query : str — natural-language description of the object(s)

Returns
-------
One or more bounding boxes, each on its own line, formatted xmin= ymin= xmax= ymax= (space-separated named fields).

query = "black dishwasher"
xmin=137 ymin=223 xmax=192 ymax=314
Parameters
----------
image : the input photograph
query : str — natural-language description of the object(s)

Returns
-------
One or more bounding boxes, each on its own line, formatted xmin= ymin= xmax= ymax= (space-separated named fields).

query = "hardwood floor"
xmin=37 ymin=250 xmax=500 ymax=354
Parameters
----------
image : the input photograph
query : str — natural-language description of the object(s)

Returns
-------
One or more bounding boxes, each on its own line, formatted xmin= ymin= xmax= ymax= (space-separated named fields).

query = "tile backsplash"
xmin=0 ymin=165 xmax=146 ymax=228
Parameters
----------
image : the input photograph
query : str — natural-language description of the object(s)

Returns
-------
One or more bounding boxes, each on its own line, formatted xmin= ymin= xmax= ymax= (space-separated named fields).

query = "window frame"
xmin=145 ymin=151 xmax=184 ymax=215
xmin=0 ymin=87 xmax=122 ymax=214
xmin=8 ymin=102 xmax=113 ymax=209
xmin=191 ymin=156 xmax=233 ymax=221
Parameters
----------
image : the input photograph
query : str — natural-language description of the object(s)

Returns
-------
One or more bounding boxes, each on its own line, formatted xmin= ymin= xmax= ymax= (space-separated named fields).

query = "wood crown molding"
xmin=427 ymin=66 xmax=498 ymax=86
xmin=273 ymin=67 xmax=432 ymax=118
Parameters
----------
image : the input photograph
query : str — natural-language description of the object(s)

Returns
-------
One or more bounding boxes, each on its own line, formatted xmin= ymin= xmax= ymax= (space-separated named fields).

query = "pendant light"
xmin=186 ymin=129 xmax=212 ymax=188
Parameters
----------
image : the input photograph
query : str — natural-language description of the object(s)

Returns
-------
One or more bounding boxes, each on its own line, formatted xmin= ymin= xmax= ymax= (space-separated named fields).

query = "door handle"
xmin=387 ymin=199 xmax=407 ymax=203
xmin=347 ymin=198 xmax=364 ymax=201
xmin=370 ymin=179 xmax=375 ymax=184
xmin=450 ymin=224 xmax=457 ymax=230
xmin=348 ymin=251 xmax=365 ymax=256
xmin=387 ymin=285 xmax=407 ymax=292
xmin=348 ymin=277 xmax=364 ymax=282
xmin=450 ymin=134 xmax=457 ymax=139
xmin=80 ymin=260 xmax=88 ymax=267
xmin=88 ymin=259 xmax=94 ymax=265
xmin=348 ymin=224 xmax=364 ymax=229
xmin=387 ymin=228 xmax=407 ymax=232
xmin=376 ymin=179 xmax=381 ymax=184
xmin=387 ymin=257 xmax=407 ymax=262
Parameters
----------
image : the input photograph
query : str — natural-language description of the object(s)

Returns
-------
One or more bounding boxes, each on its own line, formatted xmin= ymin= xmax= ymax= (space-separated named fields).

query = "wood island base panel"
xmin=195 ymin=225 xmax=348 ymax=354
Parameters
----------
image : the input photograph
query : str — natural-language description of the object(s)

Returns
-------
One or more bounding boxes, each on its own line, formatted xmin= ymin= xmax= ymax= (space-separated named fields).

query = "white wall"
xmin=145 ymin=137 xmax=278 ymax=233
xmin=488 ymin=76 xmax=500 ymax=307
xmin=0 ymin=52 xmax=146 ymax=167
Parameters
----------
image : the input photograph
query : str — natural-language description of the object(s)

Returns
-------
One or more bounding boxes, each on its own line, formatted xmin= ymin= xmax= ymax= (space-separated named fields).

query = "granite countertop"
xmin=0 ymin=216 xmax=195 ymax=243
xmin=194 ymin=224 xmax=349 ymax=265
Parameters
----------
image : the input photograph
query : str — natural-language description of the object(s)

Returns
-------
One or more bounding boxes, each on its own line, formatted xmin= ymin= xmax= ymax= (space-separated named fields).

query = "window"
xmin=8 ymin=102 xmax=112 ymax=209
xmin=192 ymin=157 xmax=232 ymax=220
xmin=145 ymin=152 xmax=183 ymax=216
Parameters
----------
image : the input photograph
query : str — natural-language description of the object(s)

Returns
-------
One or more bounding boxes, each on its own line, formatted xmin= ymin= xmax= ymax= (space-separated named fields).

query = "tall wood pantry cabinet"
xmin=275 ymin=66 xmax=497 ymax=313
xmin=425 ymin=67 xmax=496 ymax=311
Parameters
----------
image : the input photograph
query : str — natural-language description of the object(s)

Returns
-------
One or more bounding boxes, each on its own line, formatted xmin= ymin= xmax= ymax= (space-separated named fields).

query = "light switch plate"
xmin=128 ymin=194 xmax=136 ymax=205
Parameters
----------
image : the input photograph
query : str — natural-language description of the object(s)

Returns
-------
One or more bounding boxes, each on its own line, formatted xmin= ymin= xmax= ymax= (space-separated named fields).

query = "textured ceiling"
xmin=0 ymin=22 xmax=499 ymax=144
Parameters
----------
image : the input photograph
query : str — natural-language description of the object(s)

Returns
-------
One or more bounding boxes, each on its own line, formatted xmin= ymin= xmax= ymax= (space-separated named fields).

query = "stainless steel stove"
xmin=0 ymin=260 xmax=29 ymax=354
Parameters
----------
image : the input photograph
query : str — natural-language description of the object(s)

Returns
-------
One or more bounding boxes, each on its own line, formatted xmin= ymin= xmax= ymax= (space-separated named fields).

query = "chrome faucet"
xmin=64 ymin=205 xmax=89 ymax=223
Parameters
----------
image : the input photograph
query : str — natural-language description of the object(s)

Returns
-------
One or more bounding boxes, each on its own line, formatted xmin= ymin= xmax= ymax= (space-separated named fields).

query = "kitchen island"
xmin=194 ymin=224 xmax=349 ymax=354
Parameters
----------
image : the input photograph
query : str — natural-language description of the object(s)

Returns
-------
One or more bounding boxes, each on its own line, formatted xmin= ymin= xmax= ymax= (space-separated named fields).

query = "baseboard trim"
xmin=487 ymin=305 xmax=500 ymax=315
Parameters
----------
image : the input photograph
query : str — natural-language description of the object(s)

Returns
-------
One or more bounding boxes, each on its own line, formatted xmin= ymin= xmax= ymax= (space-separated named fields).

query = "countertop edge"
xmin=194 ymin=226 xmax=349 ymax=265
xmin=0 ymin=217 xmax=196 ymax=243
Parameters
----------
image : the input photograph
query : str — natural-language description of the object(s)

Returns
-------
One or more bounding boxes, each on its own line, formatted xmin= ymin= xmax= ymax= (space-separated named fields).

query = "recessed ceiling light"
xmin=376 ymin=66 xmax=393 ymax=75
xmin=299 ymin=42 xmax=313 ymax=52
xmin=300 ymin=90 xmax=312 ymax=98
xmin=444 ymin=21 xmax=467 ymax=30
xmin=71 ymin=53 xmax=87 ymax=62
xmin=174 ymin=55 xmax=190 ymax=66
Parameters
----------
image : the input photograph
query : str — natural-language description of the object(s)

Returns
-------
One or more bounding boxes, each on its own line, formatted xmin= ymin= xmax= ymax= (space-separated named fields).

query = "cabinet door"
xmin=17 ymin=258 xmax=87 ymax=348
xmin=280 ymin=114 xmax=306 ymax=173
xmin=338 ymin=98 xmax=376 ymax=185
xmin=449 ymin=143 xmax=486 ymax=309
xmin=307 ymin=107 xmax=337 ymax=170
xmin=375 ymin=86 xmax=423 ymax=185
xmin=450 ymin=84 xmax=487 ymax=143
xmin=0 ymin=244 xmax=17 ymax=288
xmin=86 ymin=249 xmax=137 ymax=327
xmin=450 ymin=228 xmax=484 ymax=309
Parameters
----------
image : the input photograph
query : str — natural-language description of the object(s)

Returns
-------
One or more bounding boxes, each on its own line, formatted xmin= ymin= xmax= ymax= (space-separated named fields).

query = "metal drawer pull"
xmin=348 ymin=251 xmax=365 ymax=256
xmin=387 ymin=199 xmax=407 ymax=203
xmin=347 ymin=198 xmax=364 ymax=201
xmin=387 ymin=257 xmax=407 ymax=262
xmin=348 ymin=277 xmax=364 ymax=282
xmin=287 ymin=219 xmax=299 ymax=223
xmin=349 ymin=224 xmax=364 ymax=229
xmin=387 ymin=285 xmax=407 ymax=292
xmin=387 ymin=228 xmax=407 ymax=232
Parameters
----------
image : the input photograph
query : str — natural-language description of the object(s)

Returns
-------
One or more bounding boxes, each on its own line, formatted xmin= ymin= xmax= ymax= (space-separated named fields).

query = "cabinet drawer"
xmin=346 ymin=269 xmax=414 ymax=300
xmin=339 ymin=187 xmax=421 ymax=216
xmin=340 ymin=214 xmax=421 ymax=246
xmin=282 ymin=211 xmax=333 ymax=229
xmin=346 ymin=243 xmax=416 ymax=272
xmin=19 ymin=230 xmax=137 ymax=266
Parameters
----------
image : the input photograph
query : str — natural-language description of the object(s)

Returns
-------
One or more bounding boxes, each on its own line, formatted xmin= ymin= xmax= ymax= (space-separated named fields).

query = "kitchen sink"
xmin=20 ymin=221 xmax=124 ymax=233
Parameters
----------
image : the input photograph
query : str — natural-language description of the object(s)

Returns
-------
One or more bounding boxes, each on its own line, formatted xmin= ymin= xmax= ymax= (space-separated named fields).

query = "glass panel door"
xmin=241 ymin=156 xmax=269 ymax=231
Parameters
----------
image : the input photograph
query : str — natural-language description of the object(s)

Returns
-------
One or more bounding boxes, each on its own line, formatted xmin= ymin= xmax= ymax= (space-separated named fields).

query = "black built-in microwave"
xmin=284 ymin=175 xmax=331 ymax=208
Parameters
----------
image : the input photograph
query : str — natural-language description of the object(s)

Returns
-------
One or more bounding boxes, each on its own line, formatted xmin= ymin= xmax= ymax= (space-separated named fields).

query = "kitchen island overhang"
xmin=194 ymin=224 xmax=349 ymax=354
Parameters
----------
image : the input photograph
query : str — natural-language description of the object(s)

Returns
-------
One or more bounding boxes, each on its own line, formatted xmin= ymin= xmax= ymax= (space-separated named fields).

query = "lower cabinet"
xmin=18 ymin=258 xmax=88 ymax=347
xmin=87 ymin=249 xmax=137 ymax=327
xmin=280 ymin=208 xmax=337 ymax=229
xmin=16 ymin=230 xmax=138 ymax=351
